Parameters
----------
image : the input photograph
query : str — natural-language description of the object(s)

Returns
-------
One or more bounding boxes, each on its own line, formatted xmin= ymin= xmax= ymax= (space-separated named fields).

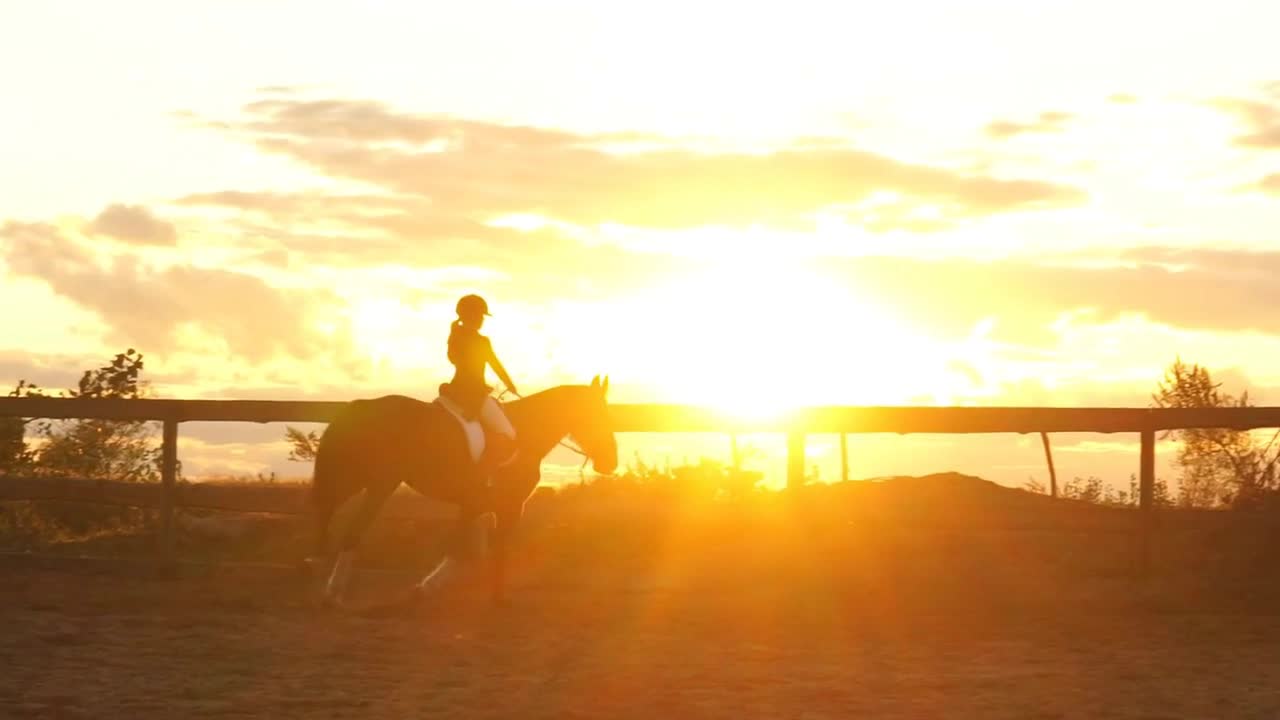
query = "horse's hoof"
xmin=408 ymin=588 xmax=431 ymax=610
xmin=296 ymin=557 xmax=319 ymax=579
xmin=413 ymin=584 xmax=442 ymax=606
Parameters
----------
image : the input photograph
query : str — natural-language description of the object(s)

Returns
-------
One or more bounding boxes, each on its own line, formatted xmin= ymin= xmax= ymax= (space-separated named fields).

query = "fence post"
xmin=159 ymin=417 xmax=179 ymax=574
xmin=1040 ymin=432 xmax=1058 ymax=498
xmin=1138 ymin=428 xmax=1155 ymax=575
xmin=787 ymin=432 xmax=806 ymax=489
xmin=840 ymin=433 xmax=849 ymax=483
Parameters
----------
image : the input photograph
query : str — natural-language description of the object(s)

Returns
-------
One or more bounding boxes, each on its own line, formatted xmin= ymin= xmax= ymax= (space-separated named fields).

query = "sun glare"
xmin=597 ymin=254 xmax=953 ymax=418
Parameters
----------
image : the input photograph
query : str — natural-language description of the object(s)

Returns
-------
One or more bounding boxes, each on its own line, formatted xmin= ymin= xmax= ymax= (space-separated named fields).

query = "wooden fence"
xmin=5 ymin=396 xmax=1280 ymax=571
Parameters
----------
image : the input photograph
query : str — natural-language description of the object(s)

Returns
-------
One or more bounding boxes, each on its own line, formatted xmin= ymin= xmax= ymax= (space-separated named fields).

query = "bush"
xmin=0 ymin=350 xmax=170 ymax=539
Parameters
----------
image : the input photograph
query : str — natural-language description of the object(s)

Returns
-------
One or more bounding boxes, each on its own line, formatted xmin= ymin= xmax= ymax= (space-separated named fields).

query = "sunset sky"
xmin=4 ymin=1 xmax=1280 ymax=487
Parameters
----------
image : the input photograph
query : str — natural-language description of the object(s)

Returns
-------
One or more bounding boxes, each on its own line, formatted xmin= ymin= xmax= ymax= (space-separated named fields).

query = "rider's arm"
xmin=485 ymin=339 xmax=518 ymax=394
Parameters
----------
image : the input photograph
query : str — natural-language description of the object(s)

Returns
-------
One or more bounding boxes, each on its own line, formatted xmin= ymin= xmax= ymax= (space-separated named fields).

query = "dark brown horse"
xmin=310 ymin=376 xmax=617 ymax=606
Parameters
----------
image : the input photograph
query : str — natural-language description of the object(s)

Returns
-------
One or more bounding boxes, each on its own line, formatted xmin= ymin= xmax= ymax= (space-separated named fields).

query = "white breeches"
xmin=480 ymin=396 xmax=516 ymax=439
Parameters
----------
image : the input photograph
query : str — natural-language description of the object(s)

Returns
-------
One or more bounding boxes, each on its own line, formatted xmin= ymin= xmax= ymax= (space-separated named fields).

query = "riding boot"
xmin=477 ymin=433 xmax=518 ymax=485
xmin=481 ymin=430 xmax=514 ymax=471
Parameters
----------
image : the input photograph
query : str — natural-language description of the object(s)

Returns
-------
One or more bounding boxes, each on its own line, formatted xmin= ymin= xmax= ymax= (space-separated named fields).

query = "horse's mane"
xmin=502 ymin=384 xmax=594 ymax=417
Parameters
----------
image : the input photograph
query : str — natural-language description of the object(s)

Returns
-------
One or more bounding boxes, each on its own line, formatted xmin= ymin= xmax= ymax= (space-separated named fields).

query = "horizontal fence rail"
xmin=6 ymin=396 xmax=1280 ymax=433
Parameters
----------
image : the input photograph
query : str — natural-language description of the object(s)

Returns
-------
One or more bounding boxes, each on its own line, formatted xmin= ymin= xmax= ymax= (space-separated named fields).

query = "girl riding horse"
xmin=439 ymin=294 xmax=519 ymax=475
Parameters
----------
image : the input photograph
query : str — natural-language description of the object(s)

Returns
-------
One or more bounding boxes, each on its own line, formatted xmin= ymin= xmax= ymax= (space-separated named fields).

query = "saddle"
xmin=437 ymin=382 xmax=489 ymax=421
xmin=434 ymin=389 xmax=486 ymax=464
xmin=435 ymin=382 xmax=516 ymax=474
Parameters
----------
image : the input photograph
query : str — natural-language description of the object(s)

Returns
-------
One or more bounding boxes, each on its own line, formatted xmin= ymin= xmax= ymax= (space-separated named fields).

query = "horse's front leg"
xmin=490 ymin=517 xmax=509 ymax=607
xmin=415 ymin=508 xmax=487 ymax=596
xmin=490 ymin=501 xmax=527 ymax=606
xmin=415 ymin=553 xmax=457 ymax=595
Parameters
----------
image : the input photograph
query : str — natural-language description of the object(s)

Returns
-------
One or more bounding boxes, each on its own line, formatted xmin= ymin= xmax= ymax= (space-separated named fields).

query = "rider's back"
xmin=447 ymin=323 xmax=491 ymax=392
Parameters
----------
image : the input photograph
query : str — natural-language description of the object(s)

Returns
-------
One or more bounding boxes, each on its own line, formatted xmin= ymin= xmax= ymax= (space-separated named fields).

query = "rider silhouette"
xmin=440 ymin=294 xmax=519 ymax=472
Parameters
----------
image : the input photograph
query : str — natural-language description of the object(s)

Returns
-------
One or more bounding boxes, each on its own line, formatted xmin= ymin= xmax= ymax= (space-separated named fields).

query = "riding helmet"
xmin=456 ymin=294 xmax=491 ymax=317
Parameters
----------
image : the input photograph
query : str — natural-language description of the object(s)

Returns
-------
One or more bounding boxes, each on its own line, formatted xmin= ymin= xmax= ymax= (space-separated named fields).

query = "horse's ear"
xmin=590 ymin=375 xmax=600 ymax=388
xmin=602 ymin=375 xmax=609 ymax=394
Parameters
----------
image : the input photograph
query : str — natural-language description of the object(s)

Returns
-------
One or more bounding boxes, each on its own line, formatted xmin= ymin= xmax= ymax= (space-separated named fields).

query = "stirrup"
xmin=496 ymin=448 xmax=519 ymax=469
xmin=478 ymin=448 xmax=518 ymax=474
xmin=483 ymin=434 xmax=518 ymax=466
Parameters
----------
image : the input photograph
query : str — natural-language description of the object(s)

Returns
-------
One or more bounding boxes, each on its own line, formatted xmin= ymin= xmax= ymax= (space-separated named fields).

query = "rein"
xmin=497 ymin=387 xmax=592 ymax=475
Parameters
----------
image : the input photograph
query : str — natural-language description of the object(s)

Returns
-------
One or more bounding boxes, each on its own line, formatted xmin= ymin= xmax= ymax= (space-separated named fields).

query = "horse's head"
xmin=569 ymin=375 xmax=618 ymax=475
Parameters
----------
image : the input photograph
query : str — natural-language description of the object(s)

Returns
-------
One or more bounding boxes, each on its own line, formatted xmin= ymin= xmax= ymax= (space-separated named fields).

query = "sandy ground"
xmin=5 ymin=564 xmax=1280 ymax=720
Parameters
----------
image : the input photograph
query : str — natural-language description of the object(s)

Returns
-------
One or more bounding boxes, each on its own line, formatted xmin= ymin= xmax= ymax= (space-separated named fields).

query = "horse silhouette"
xmin=310 ymin=376 xmax=617 ymax=607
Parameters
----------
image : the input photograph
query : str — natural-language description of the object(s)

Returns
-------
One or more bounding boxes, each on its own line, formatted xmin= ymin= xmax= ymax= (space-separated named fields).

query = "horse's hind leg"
xmin=301 ymin=488 xmax=339 ymax=578
xmin=322 ymin=482 xmax=395 ymax=606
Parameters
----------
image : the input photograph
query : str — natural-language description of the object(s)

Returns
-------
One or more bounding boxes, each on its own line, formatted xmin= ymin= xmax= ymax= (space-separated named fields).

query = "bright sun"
xmin=608 ymin=256 xmax=950 ymax=418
